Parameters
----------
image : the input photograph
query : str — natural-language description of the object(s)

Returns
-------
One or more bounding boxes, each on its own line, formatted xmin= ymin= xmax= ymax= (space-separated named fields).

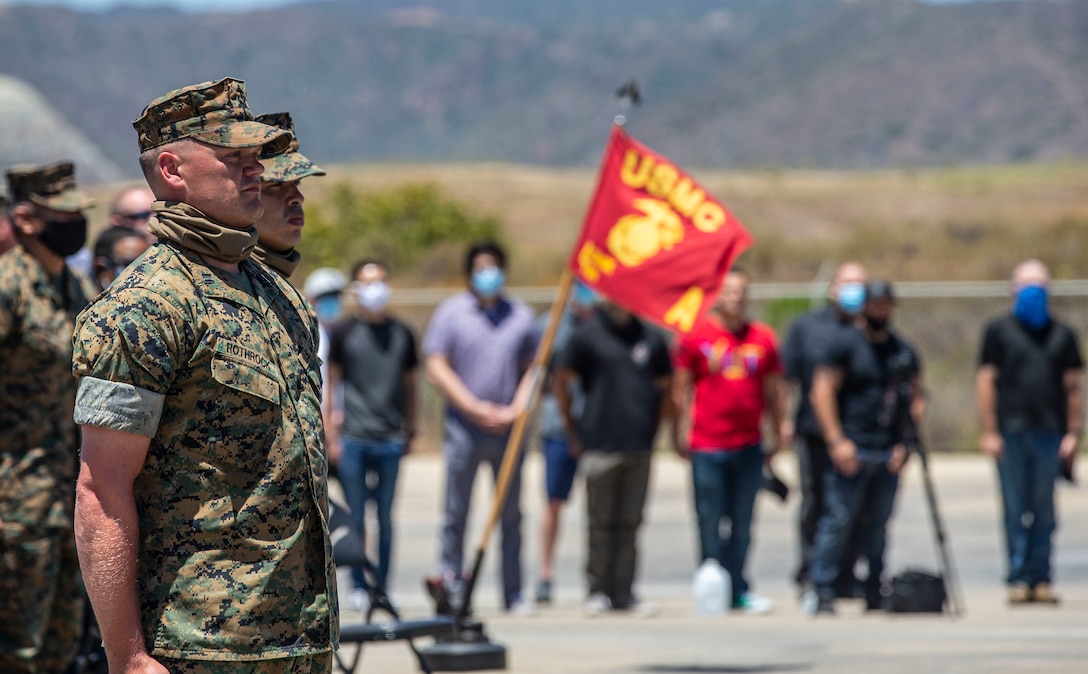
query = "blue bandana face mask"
xmin=1013 ymin=284 xmax=1050 ymax=331
xmin=836 ymin=282 xmax=866 ymax=316
xmin=314 ymin=294 xmax=342 ymax=324
xmin=471 ymin=267 xmax=505 ymax=299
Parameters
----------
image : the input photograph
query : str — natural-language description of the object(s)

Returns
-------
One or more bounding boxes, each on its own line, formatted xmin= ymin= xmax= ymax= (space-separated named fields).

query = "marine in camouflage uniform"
xmin=0 ymin=162 xmax=95 ymax=674
xmin=71 ymin=78 xmax=337 ymax=673
xmin=249 ymin=111 xmax=326 ymax=280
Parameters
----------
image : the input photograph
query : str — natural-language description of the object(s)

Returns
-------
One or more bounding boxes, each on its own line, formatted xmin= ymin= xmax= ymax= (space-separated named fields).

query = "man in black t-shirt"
xmin=977 ymin=259 xmax=1083 ymax=606
xmin=555 ymin=302 xmax=673 ymax=616
xmin=809 ymin=280 xmax=923 ymax=615
xmin=781 ymin=262 xmax=868 ymax=593
xmin=325 ymin=259 xmax=419 ymax=613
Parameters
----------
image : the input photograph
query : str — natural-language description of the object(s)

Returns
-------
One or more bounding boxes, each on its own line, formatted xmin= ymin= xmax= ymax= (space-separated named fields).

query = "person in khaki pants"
xmin=555 ymin=301 xmax=672 ymax=617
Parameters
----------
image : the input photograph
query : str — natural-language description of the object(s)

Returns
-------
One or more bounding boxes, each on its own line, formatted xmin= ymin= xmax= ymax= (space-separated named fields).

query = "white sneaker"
xmin=349 ymin=589 xmax=370 ymax=614
xmin=507 ymin=598 xmax=537 ymax=617
xmin=733 ymin=592 xmax=774 ymax=615
xmin=800 ymin=587 xmax=819 ymax=617
xmin=584 ymin=592 xmax=612 ymax=617
xmin=621 ymin=596 xmax=659 ymax=618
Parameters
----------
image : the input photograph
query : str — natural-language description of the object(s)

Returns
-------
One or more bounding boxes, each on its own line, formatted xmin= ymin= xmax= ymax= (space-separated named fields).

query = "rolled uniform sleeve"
xmin=74 ymin=378 xmax=165 ymax=437
xmin=72 ymin=287 xmax=184 ymax=437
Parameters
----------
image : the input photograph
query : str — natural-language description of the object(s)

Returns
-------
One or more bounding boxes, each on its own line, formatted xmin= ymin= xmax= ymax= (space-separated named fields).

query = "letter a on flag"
xmin=569 ymin=125 xmax=753 ymax=333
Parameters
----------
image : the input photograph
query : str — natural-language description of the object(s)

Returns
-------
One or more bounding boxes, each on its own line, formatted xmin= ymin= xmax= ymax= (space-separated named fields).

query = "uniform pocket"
xmin=210 ymin=340 xmax=281 ymax=405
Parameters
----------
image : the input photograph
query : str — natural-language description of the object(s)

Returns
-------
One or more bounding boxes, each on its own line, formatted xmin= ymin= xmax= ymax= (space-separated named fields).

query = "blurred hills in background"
xmin=0 ymin=0 xmax=1086 ymax=182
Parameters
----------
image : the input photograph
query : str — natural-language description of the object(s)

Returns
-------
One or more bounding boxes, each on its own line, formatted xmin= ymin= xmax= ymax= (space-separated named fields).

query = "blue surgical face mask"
xmin=1013 ymin=284 xmax=1050 ymax=331
xmin=314 ymin=294 xmax=342 ymax=324
xmin=836 ymin=282 xmax=866 ymax=315
xmin=572 ymin=282 xmax=599 ymax=309
xmin=471 ymin=267 xmax=505 ymax=299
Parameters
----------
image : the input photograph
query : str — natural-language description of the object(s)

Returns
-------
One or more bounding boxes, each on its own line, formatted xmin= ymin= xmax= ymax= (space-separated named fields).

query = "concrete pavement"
xmin=334 ymin=452 xmax=1088 ymax=673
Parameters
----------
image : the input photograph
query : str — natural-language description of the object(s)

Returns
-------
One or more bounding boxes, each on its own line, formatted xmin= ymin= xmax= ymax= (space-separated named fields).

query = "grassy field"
xmin=84 ymin=160 xmax=1088 ymax=286
xmin=300 ymin=160 xmax=1088 ymax=285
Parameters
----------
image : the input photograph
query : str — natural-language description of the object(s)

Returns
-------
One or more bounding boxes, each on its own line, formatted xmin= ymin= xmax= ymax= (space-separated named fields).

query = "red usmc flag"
xmin=569 ymin=125 xmax=753 ymax=333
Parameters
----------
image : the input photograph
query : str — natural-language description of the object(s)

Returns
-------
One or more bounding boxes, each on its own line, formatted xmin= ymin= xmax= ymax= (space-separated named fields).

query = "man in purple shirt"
xmin=423 ymin=240 xmax=538 ymax=615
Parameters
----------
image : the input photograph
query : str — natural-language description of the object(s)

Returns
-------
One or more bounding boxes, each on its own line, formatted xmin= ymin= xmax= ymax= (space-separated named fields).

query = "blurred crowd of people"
xmin=0 ymin=75 xmax=1081 ymax=674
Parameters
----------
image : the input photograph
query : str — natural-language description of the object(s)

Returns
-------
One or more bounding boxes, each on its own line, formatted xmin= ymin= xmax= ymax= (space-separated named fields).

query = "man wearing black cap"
xmin=0 ymin=161 xmax=95 ymax=673
xmin=808 ymin=280 xmax=924 ymax=615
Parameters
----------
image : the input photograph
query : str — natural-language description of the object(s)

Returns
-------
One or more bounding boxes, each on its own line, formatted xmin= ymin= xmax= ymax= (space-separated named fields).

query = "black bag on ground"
xmin=886 ymin=569 xmax=947 ymax=613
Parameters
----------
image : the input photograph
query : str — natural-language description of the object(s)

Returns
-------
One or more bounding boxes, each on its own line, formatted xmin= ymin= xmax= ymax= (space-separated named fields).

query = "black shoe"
xmin=535 ymin=579 xmax=553 ymax=605
xmin=835 ymin=575 xmax=866 ymax=600
xmin=865 ymin=581 xmax=887 ymax=612
xmin=803 ymin=587 xmax=836 ymax=616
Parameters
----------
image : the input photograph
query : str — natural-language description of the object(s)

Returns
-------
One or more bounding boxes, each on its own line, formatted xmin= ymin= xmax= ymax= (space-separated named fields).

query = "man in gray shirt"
xmin=326 ymin=259 xmax=418 ymax=614
xmin=423 ymin=241 xmax=538 ymax=615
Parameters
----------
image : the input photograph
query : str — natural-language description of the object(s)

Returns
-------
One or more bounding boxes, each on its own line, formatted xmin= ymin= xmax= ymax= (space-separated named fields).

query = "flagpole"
xmin=455 ymin=83 xmax=640 ymax=620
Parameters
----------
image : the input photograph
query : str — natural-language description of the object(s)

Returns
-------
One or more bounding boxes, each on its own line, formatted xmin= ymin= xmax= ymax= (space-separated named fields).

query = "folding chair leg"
xmin=408 ymin=638 xmax=434 ymax=674
xmin=333 ymin=643 xmax=365 ymax=674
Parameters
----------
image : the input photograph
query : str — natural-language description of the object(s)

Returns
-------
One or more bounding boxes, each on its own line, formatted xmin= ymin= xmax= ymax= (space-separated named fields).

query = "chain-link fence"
xmin=385 ymin=281 xmax=1088 ymax=455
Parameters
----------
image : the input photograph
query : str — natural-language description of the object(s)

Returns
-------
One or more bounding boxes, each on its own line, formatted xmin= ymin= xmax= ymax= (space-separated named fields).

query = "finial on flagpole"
xmin=614 ymin=80 xmax=642 ymax=127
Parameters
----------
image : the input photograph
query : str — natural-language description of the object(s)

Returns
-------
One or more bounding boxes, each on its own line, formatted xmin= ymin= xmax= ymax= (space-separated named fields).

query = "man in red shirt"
xmin=672 ymin=268 xmax=791 ymax=614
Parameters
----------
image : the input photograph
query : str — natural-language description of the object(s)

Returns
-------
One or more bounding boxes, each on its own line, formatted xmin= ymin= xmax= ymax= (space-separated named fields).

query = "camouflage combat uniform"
xmin=72 ymin=237 xmax=338 ymax=661
xmin=0 ymin=165 xmax=94 ymax=674
xmin=72 ymin=78 xmax=336 ymax=668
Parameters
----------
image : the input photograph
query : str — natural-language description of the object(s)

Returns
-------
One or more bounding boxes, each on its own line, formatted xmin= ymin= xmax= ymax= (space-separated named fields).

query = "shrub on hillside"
xmin=299 ymin=181 xmax=504 ymax=277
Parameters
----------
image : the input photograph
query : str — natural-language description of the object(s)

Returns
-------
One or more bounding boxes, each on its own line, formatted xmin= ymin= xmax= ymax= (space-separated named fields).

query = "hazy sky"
xmin=0 ymin=0 xmax=1014 ymax=12
xmin=0 ymin=0 xmax=307 ymax=10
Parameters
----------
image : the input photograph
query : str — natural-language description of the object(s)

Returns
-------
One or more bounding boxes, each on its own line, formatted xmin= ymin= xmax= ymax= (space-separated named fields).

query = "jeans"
xmin=690 ymin=444 xmax=763 ymax=602
xmin=339 ymin=437 xmax=404 ymax=591
xmin=811 ymin=451 xmax=899 ymax=599
xmin=582 ymin=450 xmax=652 ymax=607
xmin=997 ymin=430 xmax=1061 ymax=586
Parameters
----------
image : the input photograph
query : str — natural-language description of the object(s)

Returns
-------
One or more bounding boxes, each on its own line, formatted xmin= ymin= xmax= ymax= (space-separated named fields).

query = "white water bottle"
xmin=693 ymin=559 xmax=730 ymax=616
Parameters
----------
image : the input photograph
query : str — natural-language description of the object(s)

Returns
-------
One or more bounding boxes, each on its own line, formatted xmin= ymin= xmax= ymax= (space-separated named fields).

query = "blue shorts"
xmin=543 ymin=436 xmax=579 ymax=501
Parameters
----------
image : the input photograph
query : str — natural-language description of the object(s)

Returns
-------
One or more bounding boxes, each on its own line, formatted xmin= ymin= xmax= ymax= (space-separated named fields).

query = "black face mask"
xmin=39 ymin=216 xmax=87 ymax=258
xmin=864 ymin=314 xmax=889 ymax=332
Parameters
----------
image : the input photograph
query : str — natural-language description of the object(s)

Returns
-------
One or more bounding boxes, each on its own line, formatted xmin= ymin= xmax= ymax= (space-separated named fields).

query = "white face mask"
xmin=356 ymin=280 xmax=391 ymax=312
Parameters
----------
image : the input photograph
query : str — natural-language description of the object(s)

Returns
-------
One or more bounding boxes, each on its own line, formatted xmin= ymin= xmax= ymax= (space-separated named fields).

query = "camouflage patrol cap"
xmin=5 ymin=161 xmax=94 ymax=212
xmin=255 ymin=112 xmax=327 ymax=183
xmin=133 ymin=77 xmax=293 ymax=155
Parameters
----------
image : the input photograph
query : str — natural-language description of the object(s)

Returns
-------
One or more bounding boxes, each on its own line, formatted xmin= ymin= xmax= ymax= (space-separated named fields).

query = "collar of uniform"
xmin=163 ymin=241 xmax=270 ymax=322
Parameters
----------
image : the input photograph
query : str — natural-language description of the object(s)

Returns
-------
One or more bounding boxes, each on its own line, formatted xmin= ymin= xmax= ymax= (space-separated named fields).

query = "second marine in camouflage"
xmin=250 ymin=111 xmax=326 ymax=279
xmin=0 ymin=162 xmax=95 ymax=674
